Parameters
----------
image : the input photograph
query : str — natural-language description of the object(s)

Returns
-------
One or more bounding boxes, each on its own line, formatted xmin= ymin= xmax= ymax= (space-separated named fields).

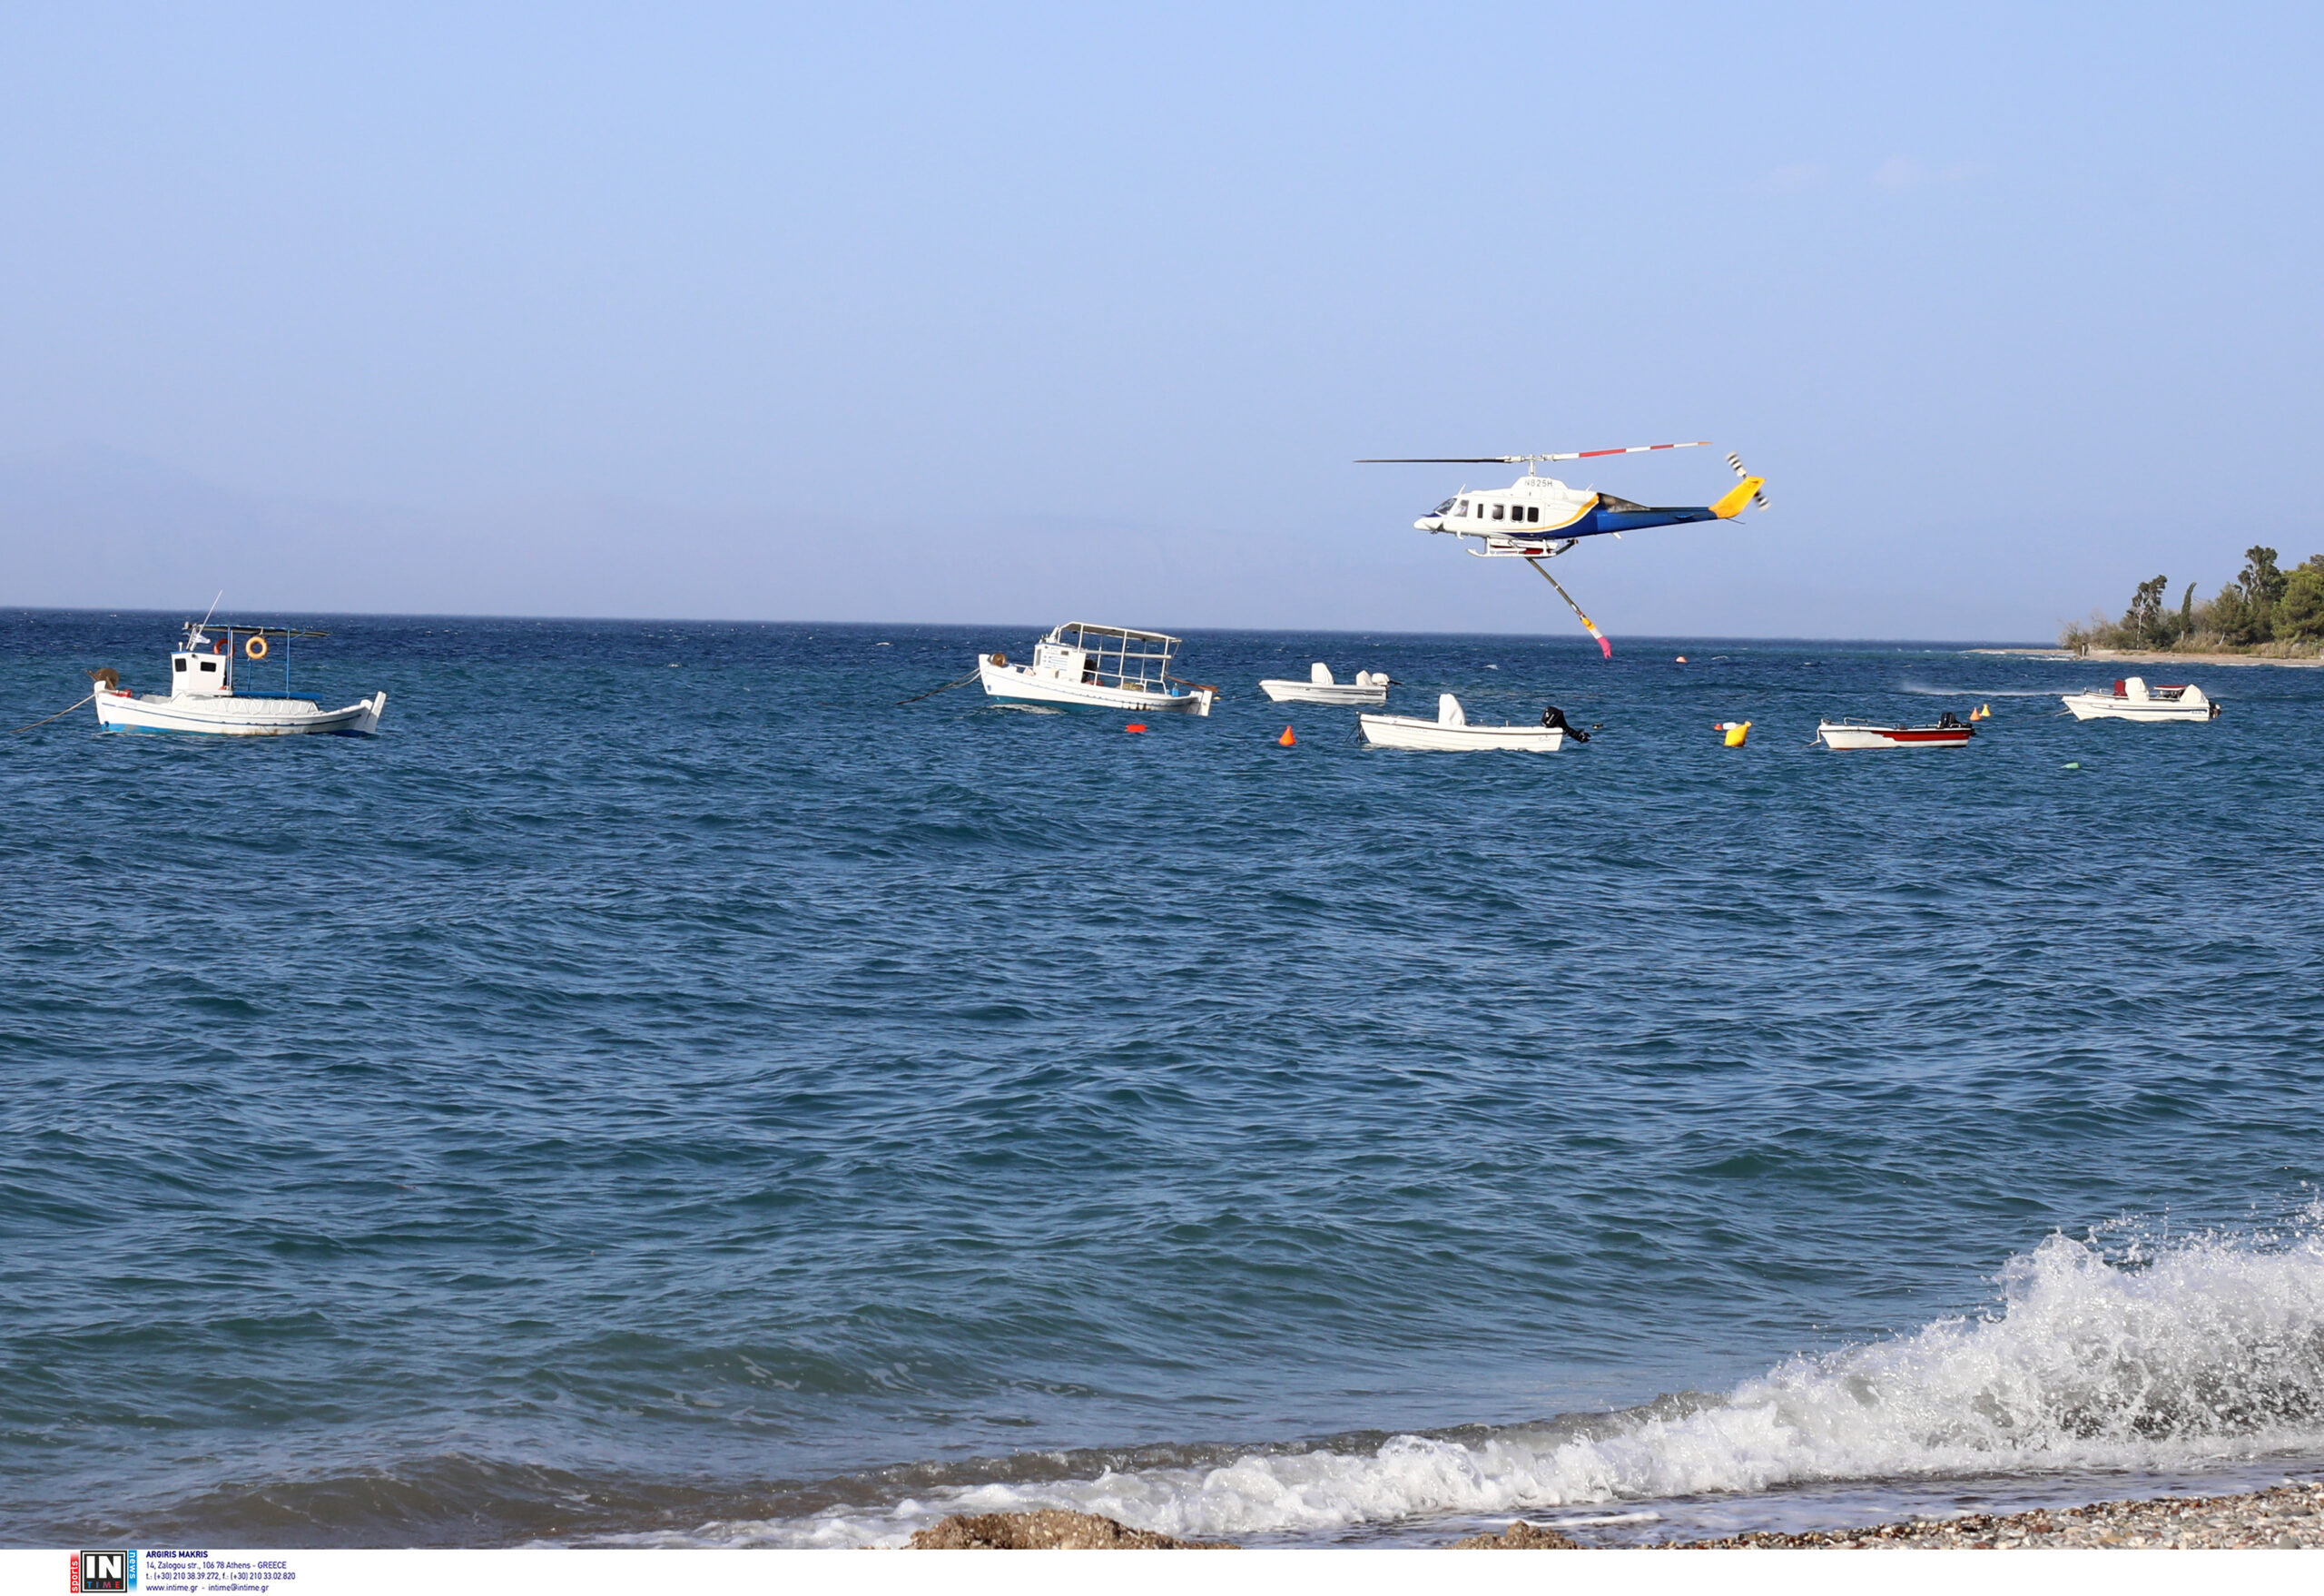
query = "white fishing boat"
xmin=1359 ymin=693 xmax=1580 ymax=751
xmin=1816 ymin=714 xmax=1976 ymax=750
xmin=979 ymin=622 xmax=1216 ymax=715
xmin=91 ymin=621 xmax=386 ymax=737
xmin=1258 ymin=662 xmax=1390 ymax=705
xmin=2061 ymin=676 xmax=2219 ymax=723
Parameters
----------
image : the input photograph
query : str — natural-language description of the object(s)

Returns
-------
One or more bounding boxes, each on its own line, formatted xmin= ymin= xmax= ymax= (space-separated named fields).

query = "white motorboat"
xmin=92 ymin=622 xmax=386 ymax=737
xmin=979 ymin=622 xmax=1216 ymax=715
xmin=1258 ymin=662 xmax=1390 ymax=704
xmin=2061 ymin=676 xmax=2219 ymax=723
xmin=1358 ymin=693 xmax=1579 ymax=751
xmin=1816 ymin=714 xmax=1976 ymax=750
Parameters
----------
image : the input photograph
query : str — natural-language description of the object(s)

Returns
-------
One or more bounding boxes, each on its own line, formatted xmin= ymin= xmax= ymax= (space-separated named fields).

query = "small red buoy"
xmin=1278 ymin=725 xmax=1295 ymax=746
xmin=1125 ymin=723 xmax=1147 ymax=733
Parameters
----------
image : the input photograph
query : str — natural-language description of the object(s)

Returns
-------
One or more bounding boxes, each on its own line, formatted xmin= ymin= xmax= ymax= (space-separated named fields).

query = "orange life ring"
xmin=245 ymin=635 xmax=269 ymax=660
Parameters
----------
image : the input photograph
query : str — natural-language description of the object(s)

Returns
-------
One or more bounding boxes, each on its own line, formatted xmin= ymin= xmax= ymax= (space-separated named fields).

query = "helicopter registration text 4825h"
xmin=1359 ymin=440 xmax=1768 ymax=656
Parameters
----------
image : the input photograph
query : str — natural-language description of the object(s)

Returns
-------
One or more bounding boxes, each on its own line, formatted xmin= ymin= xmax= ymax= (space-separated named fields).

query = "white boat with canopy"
xmin=1358 ymin=693 xmax=1581 ymax=751
xmin=1258 ymin=662 xmax=1390 ymax=704
xmin=92 ymin=621 xmax=387 ymax=736
xmin=978 ymin=622 xmax=1216 ymax=715
xmin=2061 ymin=676 xmax=2219 ymax=722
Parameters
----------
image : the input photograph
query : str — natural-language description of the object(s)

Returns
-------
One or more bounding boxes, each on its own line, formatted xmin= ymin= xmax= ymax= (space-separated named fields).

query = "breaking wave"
xmin=688 ymin=1227 xmax=2324 ymax=1545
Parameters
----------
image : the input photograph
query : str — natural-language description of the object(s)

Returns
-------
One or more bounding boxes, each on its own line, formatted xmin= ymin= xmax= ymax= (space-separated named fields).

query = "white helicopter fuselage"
xmin=1409 ymin=467 xmax=1756 ymax=556
xmin=1415 ymin=474 xmax=1592 ymax=537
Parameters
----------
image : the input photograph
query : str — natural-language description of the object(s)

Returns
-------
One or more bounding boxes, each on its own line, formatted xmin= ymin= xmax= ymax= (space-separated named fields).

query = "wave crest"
xmin=705 ymin=1227 xmax=2324 ymax=1545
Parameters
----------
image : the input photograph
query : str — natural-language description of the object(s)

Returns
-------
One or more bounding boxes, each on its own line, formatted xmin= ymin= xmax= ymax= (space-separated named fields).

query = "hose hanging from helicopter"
xmin=1522 ymin=557 xmax=1614 ymax=659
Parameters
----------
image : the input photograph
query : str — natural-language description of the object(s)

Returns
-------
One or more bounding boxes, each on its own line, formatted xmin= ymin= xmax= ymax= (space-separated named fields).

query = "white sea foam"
xmin=1896 ymin=683 xmax=2073 ymax=696
xmin=693 ymin=1228 xmax=2324 ymax=1546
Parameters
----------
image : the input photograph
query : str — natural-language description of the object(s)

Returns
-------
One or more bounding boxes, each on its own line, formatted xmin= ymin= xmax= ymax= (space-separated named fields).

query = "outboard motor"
xmin=1540 ymin=704 xmax=1589 ymax=743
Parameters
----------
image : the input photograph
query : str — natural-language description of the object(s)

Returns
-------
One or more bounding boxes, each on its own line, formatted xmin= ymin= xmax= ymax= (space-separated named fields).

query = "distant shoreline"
xmin=1969 ymin=646 xmax=2324 ymax=669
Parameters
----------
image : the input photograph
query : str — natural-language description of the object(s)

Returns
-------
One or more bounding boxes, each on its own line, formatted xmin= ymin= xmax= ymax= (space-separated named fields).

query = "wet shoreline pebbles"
xmin=909 ymin=1482 xmax=2324 ymax=1549
xmin=1650 ymin=1480 xmax=2324 ymax=1550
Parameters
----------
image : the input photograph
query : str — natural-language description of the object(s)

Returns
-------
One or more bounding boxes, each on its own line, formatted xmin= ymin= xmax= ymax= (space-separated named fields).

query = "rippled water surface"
xmin=5 ymin=610 xmax=2323 ymax=1546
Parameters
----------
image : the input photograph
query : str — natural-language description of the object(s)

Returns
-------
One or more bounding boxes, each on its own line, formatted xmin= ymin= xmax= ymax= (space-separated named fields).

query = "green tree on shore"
xmin=2063 ymin=547 xmax=2324 ymax=653
xmin=2282 ymin=557 xmax=2324 ymax=641
xmin=2122 ymin=574 xmax=2173 ymax=646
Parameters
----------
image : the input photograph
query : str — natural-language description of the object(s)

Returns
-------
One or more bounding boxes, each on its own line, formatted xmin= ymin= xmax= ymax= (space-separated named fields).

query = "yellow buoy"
xmin=1719 ymin=720 xmax=1751 ymax=747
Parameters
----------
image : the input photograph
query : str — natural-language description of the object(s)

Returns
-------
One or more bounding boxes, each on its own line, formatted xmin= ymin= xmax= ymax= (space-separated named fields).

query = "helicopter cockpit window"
xmin=1433 ymin=498 xmax=1456 ymax=516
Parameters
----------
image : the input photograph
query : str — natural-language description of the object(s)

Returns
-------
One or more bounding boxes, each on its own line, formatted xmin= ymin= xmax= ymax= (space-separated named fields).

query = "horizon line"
xmin=3 ymin=603 xmax=2059 ymax=649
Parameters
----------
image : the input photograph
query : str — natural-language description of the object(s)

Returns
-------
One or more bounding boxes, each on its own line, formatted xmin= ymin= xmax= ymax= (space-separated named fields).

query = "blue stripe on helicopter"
xmin=1542 ymin=504 xmax=1720 ymax=538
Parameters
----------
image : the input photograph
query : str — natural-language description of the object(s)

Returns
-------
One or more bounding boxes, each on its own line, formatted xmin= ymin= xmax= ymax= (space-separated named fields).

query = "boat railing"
xmin=1049 ymin=622 xmax=1180 ymax=689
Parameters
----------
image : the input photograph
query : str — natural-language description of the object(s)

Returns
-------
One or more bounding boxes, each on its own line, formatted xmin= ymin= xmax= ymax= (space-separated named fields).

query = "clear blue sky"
xmin=4 ymin=4 xmax=2319 ymax=636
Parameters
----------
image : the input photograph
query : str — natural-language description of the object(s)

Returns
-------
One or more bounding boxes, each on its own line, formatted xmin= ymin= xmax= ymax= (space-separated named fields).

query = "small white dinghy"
xmin=978 ymin=622 xmax=1216 ymax=715
xmin=92 ymin=622 xmax=386 ymax=736
xmin=1816 ymin=714 xmax=1976 ymax=750
xmin=1359 ymin=693 xmax=1581 ymax=751
xmin=1259 ymin=662 xmax=1390 ymax=704
xmin=2061 ymin=676 xmax=2219 ymax=723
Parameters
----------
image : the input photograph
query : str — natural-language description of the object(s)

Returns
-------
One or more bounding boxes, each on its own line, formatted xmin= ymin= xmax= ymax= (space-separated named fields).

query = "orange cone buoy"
xmin=1125 ymin=723 xmax=1147 ymax=733
xmin=1277 ymin=725 xmax=1295 ymax=746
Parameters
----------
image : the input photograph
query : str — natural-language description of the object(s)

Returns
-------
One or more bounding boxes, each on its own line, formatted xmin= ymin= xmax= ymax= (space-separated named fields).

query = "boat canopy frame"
xmin=179 ymin=620 xmax=336 ymax=698
xmin=1044 ymin=621 xmax=1182 ymax=689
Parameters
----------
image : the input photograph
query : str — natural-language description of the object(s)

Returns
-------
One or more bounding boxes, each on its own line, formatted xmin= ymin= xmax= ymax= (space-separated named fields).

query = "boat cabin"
xmin=172 ymin=631 xmax=237 ymax=696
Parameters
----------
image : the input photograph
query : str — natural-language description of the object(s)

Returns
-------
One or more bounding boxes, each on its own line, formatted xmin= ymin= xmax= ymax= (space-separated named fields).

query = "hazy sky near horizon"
xmin=4 ymin=4 xmax=2321 ymax=635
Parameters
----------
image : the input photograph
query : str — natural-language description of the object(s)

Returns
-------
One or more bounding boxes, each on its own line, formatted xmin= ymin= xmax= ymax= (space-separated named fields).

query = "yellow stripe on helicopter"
xmin=1710 ymin=476 xmax=1766 ymax=519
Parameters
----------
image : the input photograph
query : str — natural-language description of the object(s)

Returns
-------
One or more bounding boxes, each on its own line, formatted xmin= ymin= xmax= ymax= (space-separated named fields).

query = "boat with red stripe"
xmin=1816 ymin=714 xmax=1976 ymax=750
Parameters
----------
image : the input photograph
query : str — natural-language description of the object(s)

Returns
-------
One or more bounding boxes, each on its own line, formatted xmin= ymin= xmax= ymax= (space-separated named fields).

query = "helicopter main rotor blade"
xmin=1536 ymin=440 xmax=1713 ymax=462
xmin=1357 ymin=441 xmax=1712 ymax=465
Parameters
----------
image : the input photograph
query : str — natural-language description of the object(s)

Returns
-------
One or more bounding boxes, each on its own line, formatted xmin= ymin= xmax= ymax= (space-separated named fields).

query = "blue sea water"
xmin=5 ymin=608 xmax=2324 ymax=1548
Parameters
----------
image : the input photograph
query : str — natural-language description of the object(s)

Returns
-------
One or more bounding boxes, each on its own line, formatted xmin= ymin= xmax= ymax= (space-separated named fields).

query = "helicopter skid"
xmin=1469 ymin=537 xmax=1581 ymax=558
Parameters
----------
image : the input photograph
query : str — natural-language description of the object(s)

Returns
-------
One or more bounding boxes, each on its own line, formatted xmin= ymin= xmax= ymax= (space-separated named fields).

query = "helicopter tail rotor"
xmin=1725 ymin=451 xmax=1769 ymax=512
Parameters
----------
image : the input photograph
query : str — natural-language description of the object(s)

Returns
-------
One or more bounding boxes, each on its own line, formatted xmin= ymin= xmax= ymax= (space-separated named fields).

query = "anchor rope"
xmin=8 ymin=693 xmax=94 ymax=734
xmin=895 ymin=667 xmax=982 ymax=706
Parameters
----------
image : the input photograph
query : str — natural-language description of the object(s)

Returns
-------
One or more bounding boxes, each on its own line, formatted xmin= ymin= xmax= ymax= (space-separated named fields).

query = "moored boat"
xmin=2061 ymin=676 xmax=2219 ymax=722
xmin=1359 ymin=694 xmax=1581 ymax=751
xmin=978 ymin=622 xmax=1216 ymax=715
xmin=1258 ymin=662 xmax=1389 ymax=704
xmin=91 ymin=621 xmax=386 ymax=736
xmin=1816 ymin=714 xmax=1975 ymax=750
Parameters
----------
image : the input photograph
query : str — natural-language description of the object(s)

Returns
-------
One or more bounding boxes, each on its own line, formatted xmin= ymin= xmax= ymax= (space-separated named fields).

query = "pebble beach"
xmin=1656 ymin=1480 xmax=2324 ymax=1550
xmin=918 ymin=1483 xmax=2324 ymax=1549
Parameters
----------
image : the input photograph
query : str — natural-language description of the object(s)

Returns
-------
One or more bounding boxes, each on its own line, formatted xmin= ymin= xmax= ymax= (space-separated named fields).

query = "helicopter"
xmin=1356 ymin=441 xmax=1767 ymax=656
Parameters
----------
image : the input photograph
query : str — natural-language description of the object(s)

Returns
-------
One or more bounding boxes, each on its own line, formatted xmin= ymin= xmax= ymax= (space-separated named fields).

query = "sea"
xmin=5 ymin=608 xmax=2324 ymax=1549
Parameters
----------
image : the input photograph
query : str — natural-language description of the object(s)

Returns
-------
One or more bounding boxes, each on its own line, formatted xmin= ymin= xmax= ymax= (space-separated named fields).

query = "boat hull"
xmin=1816 ymin=722 xmax=1974 ymax=749
xmin=1358 ymin=714 xmax=1564 ymax=751
xmin=1258 ymin=681 xmax=1388 ymax=704
xmin=94 ymin=690 xmax=387 ymax=736
xmin=978 ymin=657 xmax=1213 ymax=714
xmin=2061 ymin=695 xmax=2217 ymax=722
